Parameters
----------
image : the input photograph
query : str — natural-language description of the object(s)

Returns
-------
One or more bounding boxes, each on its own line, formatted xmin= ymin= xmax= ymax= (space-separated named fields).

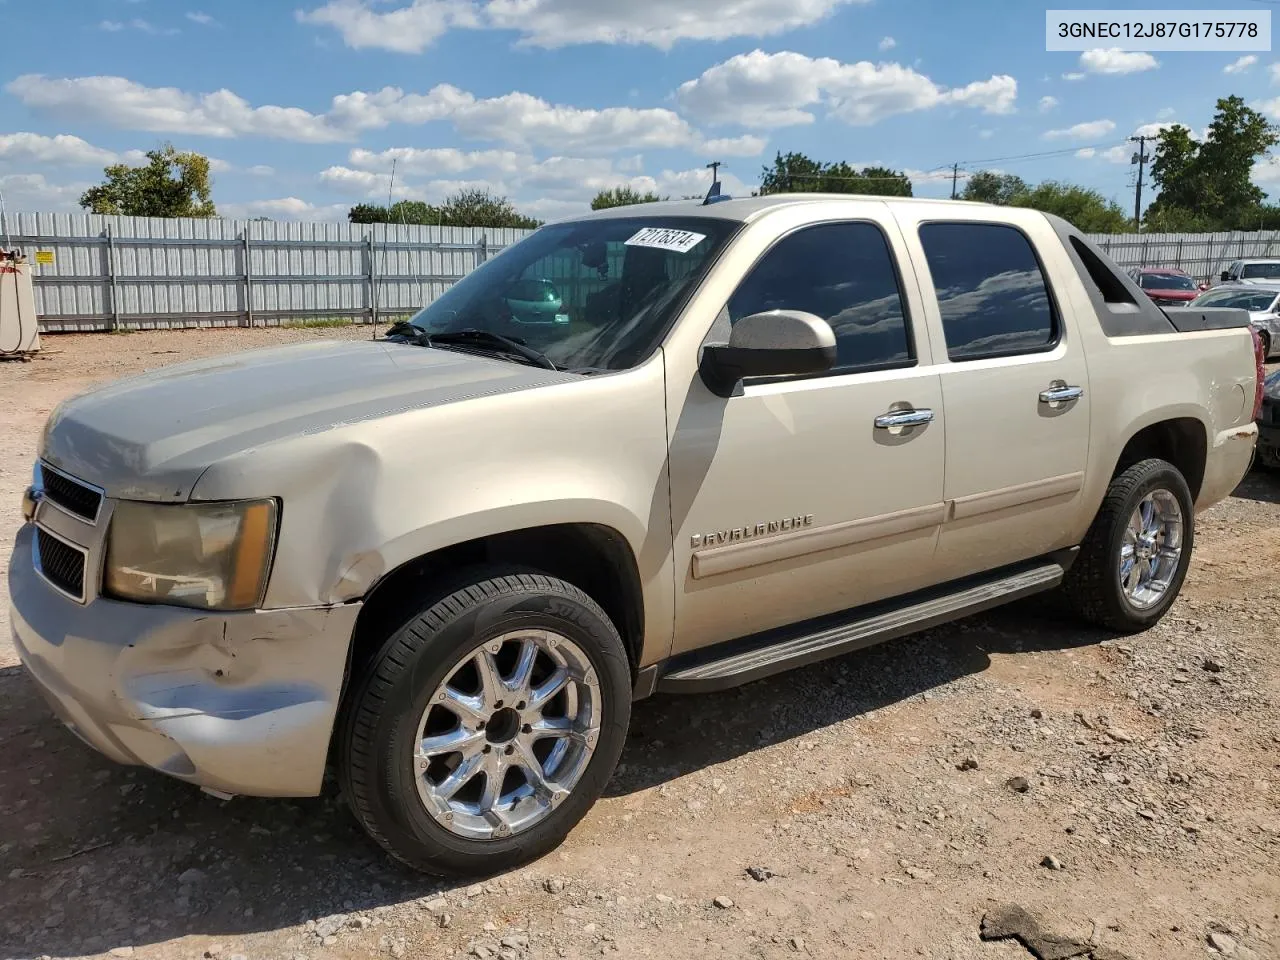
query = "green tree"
xmin=759 ymin=152 xmax=913 ymax=196
xmin=590 ymin=186 xmax=666 ymax=209
xmin=961 ymin=171 xmax=1029 ymax=205
xmin=1011 ymin=181 xmax=1130 ymax=233
xmin=1146 ymin=95 xmax=1280 ymax=229
xmin=437 ymin=188 xmax=540 ymax=228
xmin=79 ymin=144 xmax=216 ymax=218
xmin=348 ymin=203 xmax=389 ymax=224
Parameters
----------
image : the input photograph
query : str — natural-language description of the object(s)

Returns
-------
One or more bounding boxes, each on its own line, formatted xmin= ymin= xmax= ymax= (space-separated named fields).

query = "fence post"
xmin=1176 ymin=236 xmax=1184 ymax=273
xmin=477 ymin=232 xmax=488 ymax=266
xmin=106 ymin=225 xmax=119 ymax=332
xmin=242 ymin=229 xmax=254 ymax=328
xmin=368 ymin=231 xmax=378 ymax=327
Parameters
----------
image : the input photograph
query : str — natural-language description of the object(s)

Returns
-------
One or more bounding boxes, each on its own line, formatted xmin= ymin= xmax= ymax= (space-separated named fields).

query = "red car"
xmin=1128 ymin=267 xmax=1207 ymax=306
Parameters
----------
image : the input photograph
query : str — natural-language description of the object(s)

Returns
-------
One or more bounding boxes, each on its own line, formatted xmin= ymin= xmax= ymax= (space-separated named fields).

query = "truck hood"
xmin=40 ymin=339 xmax=579 ymax=501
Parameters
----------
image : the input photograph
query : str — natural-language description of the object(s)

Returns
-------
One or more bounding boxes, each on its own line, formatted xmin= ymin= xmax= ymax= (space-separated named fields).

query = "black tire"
xmin=1059 ymin=458 xmax=1195 ymax=633
xmin=338 ymin=569 xmax=631 ymax=877
xmin=1260 ymin=330 xmax=1271 ymax=362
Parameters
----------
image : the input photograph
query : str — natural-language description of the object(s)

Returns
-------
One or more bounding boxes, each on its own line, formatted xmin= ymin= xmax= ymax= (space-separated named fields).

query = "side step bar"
xmin=653 ymin=560 xmax=1067 ymax=695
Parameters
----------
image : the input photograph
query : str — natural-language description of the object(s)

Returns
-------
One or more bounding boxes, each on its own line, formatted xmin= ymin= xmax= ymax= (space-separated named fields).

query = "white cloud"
xmin=0 ymin=132 xmax=118 ymax=167
xmin=296 ymin=0 xmax=477 ymax=54
xmin=1038 ymin=95 xmax=1058 ymax=113
xmin=6 ymin=74 xmax=350 ymax=143
xmin=348 ymin=146 xmax=532 ymax=176
xmin=247 ymin=165 xmax=276 ymax=177
xmin=676 ymin=49 xmax=1016 ymax=129
xmin=0 ymin=173 xmax=91 ymax=212
xmin=979 ymin=129 xmax=994 ymax=139
xmin=298 ymin=0 xmax=866 ymax=52
xmin=1062 ymin=72 xmax=1085 ymax=81
xmin=331 ymin=83 xmax=701 ymax=151
xmin=1133 ymin=121 xmax=1187 ymax=139
xmin=1270 ymin=63 xmax=1280 ymax=84
xmin=1075 ymin=147 xmax=1096 ymax=159
xmin=5 ymin=73 xmax=763 ymax=155
xmin=1255 ymin=96 xmax=1280 ymax=120
xmin=1253 ymin=155 xmax=1280 ymax=187
xmin=1156 ymin=106 xmax=1176 ymax=119
xmin=698 ymin=134 xmax=769 ymax=157
xmin=100 ymin=20 xmax=124 ymax=31
xmin=1100 ymin=145 xmax=1129 ymax=163
xmin=219 ymin=197 xmax=351 ymax=221
xmin=1043 ymin=119 xmax=1115 ymax=140
xmin=186 ymin=11 xmax=216 ymax=26
xmin=1225 ymin=54 xmax=1257 ymax=74
xmin=1079 ymin=48 xmax=1159 ymax=75
xmin=878 ymin=36 xmax=895 ymax=51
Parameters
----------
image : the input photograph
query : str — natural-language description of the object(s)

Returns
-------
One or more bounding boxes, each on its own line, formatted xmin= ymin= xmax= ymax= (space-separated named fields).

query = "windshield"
xmin=402 ymin=216 xmax=738 ymax=371
xmin=1139 ymin=272 xmax=1197 ymax=291
xmin=1240 ymin=262 xmax=1280 ymax=279
xmin=1192 ymin=289 xmax=1280 ymax=311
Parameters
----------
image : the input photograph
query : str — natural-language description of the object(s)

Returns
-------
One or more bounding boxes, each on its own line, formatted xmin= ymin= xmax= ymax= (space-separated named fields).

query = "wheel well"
xmin=1113 ymin=418 xmax=1207 ymax=500
xmin=343 ymin=523 xmax=645 ymax=692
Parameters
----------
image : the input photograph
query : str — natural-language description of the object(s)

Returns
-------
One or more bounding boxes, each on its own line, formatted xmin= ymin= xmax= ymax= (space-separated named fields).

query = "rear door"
xmin=895 ymin=210 xmax=1092 ymax=579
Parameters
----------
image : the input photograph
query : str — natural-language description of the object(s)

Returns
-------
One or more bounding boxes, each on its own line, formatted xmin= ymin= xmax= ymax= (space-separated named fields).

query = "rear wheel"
xmin=1259 ymin=330 xmax=1272 ymax=361
xmin=338 ymin=570 xmax=631 ymax=877
xmin=1059 ymin=458 xmax=1195 ymax=633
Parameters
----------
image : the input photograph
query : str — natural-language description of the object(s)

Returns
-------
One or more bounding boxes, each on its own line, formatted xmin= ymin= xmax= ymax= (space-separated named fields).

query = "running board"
xmin=654 ymin=560 xmax=1067 ymax=695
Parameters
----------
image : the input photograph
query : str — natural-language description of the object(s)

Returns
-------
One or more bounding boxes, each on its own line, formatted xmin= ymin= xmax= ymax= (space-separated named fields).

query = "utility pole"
xmin=706 ymin=160 xmax=722 ymax=188
xmin=950 ymin=162 xmax=960 ymax=200
xmin=1128 ymin=135 xmax=1150 ymax=233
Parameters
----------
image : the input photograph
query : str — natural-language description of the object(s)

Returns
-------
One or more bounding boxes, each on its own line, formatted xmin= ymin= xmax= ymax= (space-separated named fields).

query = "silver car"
xmin=1190 ymin=283 xmax=1280 ymax=359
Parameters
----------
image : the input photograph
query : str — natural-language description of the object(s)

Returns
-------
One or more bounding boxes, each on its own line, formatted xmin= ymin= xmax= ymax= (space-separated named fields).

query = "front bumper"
xmin=10 ymin=523 xmax=361 ymax=797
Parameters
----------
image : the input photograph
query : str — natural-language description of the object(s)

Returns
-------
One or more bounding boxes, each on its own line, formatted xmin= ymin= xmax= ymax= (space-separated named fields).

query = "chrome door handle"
xmin=874 ymin=408 xmax=934 ymax=429
xmin=1039 ymin=385 xmax=1084 ymax=403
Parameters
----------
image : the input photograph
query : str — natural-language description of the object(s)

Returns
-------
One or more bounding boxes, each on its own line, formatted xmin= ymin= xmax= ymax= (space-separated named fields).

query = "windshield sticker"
xmin=624 ymin=227 xmax=707 ymax=254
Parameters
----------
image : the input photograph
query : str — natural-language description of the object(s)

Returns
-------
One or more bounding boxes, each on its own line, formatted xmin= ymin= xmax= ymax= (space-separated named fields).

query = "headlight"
xmin=105 ymin=499 xmax=278 ymax=611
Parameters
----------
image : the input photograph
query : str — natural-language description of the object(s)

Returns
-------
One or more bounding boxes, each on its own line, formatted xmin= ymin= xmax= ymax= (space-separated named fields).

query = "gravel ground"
xmin=1 ymin=328 xmax=1278 ymax=960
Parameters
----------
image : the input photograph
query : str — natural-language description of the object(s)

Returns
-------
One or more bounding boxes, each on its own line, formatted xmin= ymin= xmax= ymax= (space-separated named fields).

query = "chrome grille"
xmin=40 ymin=464 xmax=103 ymax=523
xmin=34 ymin=528 xmax=88 ymax=602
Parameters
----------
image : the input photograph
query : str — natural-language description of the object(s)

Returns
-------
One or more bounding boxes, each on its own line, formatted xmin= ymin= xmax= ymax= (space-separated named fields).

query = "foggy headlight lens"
xmin=105 ymin=499 xmax=278 ymax=610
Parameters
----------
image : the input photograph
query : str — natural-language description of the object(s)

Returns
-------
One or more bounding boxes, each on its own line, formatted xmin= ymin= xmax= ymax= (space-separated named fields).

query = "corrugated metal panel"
xmin=18 ymin=208 xmax=1280 ymax=332
xmin=9 ymin=210 xmax=537 ymax=331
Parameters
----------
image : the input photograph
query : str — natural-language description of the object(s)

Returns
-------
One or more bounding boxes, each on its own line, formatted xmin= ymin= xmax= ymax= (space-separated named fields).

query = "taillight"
xmin=1251 ymin=327 xmax=1265 ymax=420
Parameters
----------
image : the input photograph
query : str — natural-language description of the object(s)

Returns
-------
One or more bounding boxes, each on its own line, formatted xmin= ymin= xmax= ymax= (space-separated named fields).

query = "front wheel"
xmin=338 ymin=570 xmax=631 ymax=877
xmin=1059 ymin=458 xmax=1195 ymax=633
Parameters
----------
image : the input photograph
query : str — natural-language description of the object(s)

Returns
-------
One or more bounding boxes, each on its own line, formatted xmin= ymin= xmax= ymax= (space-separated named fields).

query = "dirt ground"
xmin=1 ymin=328 xmax=1278 ymax=960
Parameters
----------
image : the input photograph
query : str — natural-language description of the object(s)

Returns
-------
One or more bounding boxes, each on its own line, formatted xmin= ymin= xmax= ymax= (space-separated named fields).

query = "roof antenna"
xmin=703 ymin=160 xmax=729 ymax=205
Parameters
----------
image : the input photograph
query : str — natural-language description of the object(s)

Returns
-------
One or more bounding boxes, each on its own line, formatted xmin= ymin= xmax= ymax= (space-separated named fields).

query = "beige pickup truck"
xmin=12 ymin=194 xmax=1265 ymax=878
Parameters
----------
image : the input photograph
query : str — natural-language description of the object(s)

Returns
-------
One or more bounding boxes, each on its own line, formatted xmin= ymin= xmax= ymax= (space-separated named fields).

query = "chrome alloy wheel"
xmin=413 ymin=629 xmax=602 ymax=841
xmin=1118 ymin=489 xmax=1184 ymax=610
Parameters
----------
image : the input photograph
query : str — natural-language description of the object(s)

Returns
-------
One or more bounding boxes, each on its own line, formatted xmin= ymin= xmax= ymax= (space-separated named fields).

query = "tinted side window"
xmin=918 ymin=222 xmax=1056 ymax=361
xmin=728 ymin=222 xmax=913 ymax=373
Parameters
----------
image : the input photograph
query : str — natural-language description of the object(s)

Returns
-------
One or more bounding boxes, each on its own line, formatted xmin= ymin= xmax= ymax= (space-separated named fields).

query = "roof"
xmin=1135 ymin=266 xmax=1190 ymax=274
xmin=544 ymin=192 xmax=998 ymax=225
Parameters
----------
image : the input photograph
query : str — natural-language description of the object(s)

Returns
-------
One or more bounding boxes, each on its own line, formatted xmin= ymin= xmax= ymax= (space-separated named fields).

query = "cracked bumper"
xmin=9 ymin=524 xmax=361 ymax=797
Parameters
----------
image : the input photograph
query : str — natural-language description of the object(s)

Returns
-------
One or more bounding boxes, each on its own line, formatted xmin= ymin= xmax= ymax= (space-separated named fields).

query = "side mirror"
xmin=699 ymin=310 xmax=836 ymax=397
xmin=1221 ymin=271 xmax=1232 ymax=281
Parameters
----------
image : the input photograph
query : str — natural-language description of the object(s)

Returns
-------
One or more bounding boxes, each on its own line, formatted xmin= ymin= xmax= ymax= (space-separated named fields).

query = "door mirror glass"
xmin=1221 ymin=271 xmax=1232 ymax=281
xmin=700 ymin=310 xmax=836 ymax=397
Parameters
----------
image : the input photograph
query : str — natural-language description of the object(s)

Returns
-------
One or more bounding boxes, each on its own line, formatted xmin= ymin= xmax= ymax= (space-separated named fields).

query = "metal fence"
xmin=8 ymin=210 xmax=1280 ymax=333
xmin=1 ymin=212 xmax=534 ymax=333
xmin=1083 ymin=230 xmax=1280 ymax=284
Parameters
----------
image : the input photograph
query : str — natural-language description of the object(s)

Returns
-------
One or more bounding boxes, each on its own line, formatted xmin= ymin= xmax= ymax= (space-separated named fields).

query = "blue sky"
xmin=1 ymin=0 xmax=1279 ymax=222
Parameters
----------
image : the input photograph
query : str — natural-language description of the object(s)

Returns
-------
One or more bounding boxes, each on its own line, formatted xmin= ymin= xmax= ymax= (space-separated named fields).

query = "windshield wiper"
xmin=412 ymin=328 xmax=560 ymax=371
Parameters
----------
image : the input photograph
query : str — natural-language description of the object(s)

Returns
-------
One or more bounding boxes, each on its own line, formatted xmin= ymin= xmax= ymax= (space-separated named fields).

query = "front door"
xmin=666 ymin=215 xmax=947 ymax=656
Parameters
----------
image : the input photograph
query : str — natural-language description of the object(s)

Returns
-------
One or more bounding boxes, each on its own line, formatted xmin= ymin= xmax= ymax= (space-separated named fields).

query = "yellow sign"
xmin=34 ymin=251 xmax=54 ymax=265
